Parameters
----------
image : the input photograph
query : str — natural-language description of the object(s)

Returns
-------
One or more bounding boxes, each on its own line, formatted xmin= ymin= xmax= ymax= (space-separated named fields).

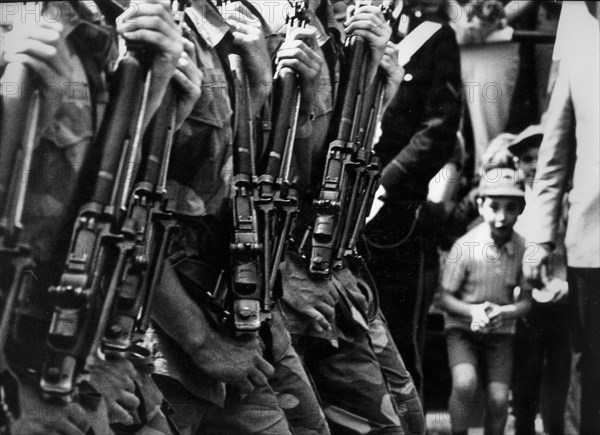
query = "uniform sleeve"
xmin=379 ymin=25 xmax=462 ymax=194
xmin=524 ymin=61 xmax=574 ymax=247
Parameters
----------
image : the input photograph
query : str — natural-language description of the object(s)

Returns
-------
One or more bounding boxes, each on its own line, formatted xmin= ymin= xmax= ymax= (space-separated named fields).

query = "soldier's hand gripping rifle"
xmin=211 ymin=0 xmax=307 ymax=334
xmin=40 ymin=4 xmax=153 ymax=400
xmin=335 ymin=0 xmax=394 ymax=264
xmin=0 ymin=59 xmax=41 ymax=434
xmin=309 ymin=1 xmax=373 ymax=277
xmin=258 ymin=0 xmax=308 ymax=317
xmin=221 ymin=0 xmax=264 ymax=334
xmin=100 ymin=0 xmax=189 ymax=359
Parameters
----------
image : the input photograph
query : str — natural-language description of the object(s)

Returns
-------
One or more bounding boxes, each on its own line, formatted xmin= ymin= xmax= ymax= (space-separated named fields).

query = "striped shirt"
xmin=441 ymin=222 xmax=530 ymax=334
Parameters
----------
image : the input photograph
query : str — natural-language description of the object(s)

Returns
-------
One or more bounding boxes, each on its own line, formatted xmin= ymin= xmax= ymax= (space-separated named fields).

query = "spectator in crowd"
xmin=437 ymin=167 xmax=532 ymax=435
xmin=440 ymin=132 xmax=517 ymax=251
xmin=523 ymin=2 xmax=600 ymax=433
xmin=510 ymin=125 xmax=572 ymax=435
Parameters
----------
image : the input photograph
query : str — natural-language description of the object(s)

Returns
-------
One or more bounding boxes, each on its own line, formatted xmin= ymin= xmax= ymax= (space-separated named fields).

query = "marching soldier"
xmin=255 ymin=0 xmax=427 ymax=433
xmin=145 ymin=0 xmax=329 ymax=433
xmin=0 ymin=1 xmax=192 ymax=433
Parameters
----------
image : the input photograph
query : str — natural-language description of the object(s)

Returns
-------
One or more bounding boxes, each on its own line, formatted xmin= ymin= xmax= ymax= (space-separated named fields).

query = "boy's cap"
xmin=507 ymin=124 xmax=543 ymax=156
xmin=478 ymin=167 xmax=525 ymax=198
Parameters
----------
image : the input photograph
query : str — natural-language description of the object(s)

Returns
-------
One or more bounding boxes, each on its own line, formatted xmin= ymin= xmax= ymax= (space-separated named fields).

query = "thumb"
xmin=106 ymin=398 xmax=135 ymax=426
xmin=540 ymin=262 xmax=551 ymax=287
xmin=346 ymin=5 xmax=356 ymax=21
xmin=255 ymin=355 xmax=275 ymax=378
xmin=305 ymin=308 xmax=331 ymax=332
xmin=525 ymin=261 xmax=541 ymax=285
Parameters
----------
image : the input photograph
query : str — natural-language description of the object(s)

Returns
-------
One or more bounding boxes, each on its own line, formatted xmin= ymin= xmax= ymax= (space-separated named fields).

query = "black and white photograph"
xmin=0 ymin=0 xmax=598 ymax=434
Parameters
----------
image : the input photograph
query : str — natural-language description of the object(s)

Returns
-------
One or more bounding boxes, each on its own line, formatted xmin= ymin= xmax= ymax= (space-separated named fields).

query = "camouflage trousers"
xmin=129 ymin=409 xmax=176 ymax=435
xmin=369 ymin=313 xmax=426 ymax=435
xmin=154 ymin=309 xmax=329 ymax=435
xmin=154 ymin=375 xmax=291 ymax=435
xmin=268 ymin=308 xmax=331 ymax=435
xmin=8 ymin=357 xmax=175 ymax=435
xmin=288 ymin=269 xmax=425 ymax=435
xmin=292 ymin=330 xmax=404 ymax=435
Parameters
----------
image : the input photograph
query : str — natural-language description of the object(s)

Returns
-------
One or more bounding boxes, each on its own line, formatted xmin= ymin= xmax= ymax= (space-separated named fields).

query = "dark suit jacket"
xmin=376 ymin=21 xmax=462 ymax=202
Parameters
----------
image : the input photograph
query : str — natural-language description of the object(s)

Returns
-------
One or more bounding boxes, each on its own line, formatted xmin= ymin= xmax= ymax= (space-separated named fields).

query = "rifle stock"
xmin=0 ymin=62 xmax=41 ymax=431
xmin=219 ymin=0 xmax=264 ymax=333
xmin=310 ymin=0 xmax=393 ymax=276
xmin=310 ymin=33 xmax=369 ymax=276
xmin=266 ymin=67 xmax=301 ymax=293
xmin=253 ymin=1 xmax=307 ymax=315
xmin=0 ymin=64 xmax=39 ymax=246
xmin=99 ymin=0 xmax=189 ymax=356
xmin=339 ymin=0 xmax=393 ymax=259
xmin=225 ymin=0 xmax=309 ymax=333
xmin=193 ymin=0 xmax=259 ymax=333
xmin=40 ymin=48 xmax=150 ymax=401
xmin=102 ymin=80 xmax=179 ymax=354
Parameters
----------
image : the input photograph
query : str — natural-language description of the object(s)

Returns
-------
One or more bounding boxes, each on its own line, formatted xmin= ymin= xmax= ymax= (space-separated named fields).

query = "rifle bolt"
xmin=47 ymin=367 xmax=60 ymax=379
xmin=239 ymin=306 xmax=253 ymax=320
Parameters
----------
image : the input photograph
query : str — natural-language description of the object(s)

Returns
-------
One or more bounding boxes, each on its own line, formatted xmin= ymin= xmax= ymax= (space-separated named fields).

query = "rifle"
xmin=213 ymin=0 xmax=307 ymax=334
xmin=40 ymin=24 xmax=153 ymax=400
xmin=309 ymin=0 xmax=394 ymax=277
xmin=100 ymin=0 xmax=189 ymax=358
xmin=335 ymin=0 xmax=394 ymax=264
xmin=225 ymin=0 xmax=264 ymax=333
xmin=0 ymin=61 xmax=41 ymax=434
xmin=309 ymin=1 xmax=372 ymax=277
xmin=216 ymin=0 xmax=270 ymax=334
xmin=263 ymin=0 xmax=308 ymax=294
xmin=255 ymin=0 xmax=308 ymax=315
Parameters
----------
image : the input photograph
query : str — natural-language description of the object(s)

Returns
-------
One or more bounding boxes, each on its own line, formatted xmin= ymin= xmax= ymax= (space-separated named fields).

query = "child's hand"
xmin=548 ymin=277 xmax=569 ymax=302
xmin=487 ymin=304 xmax=511 ymax=329
xmin=469 ymin=302 xmax=491 ymax=331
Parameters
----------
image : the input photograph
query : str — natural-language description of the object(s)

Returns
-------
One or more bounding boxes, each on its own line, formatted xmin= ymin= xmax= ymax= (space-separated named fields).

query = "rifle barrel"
xmin=0 ymin=64 xmax=39 ymax=243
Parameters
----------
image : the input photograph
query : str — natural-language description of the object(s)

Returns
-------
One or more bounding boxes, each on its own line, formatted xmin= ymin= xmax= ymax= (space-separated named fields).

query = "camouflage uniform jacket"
xmin=149 ymin=1 xmax=236 ymax=407
xmin=276 ymin=3 xmax=374 ymax=346
xmin=7 ymin=2 xmax=115 ymax=370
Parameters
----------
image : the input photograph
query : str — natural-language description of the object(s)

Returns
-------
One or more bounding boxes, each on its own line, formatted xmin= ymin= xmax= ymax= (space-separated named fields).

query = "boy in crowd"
xmin=437 ymin=167 xmax=532 ymax=435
